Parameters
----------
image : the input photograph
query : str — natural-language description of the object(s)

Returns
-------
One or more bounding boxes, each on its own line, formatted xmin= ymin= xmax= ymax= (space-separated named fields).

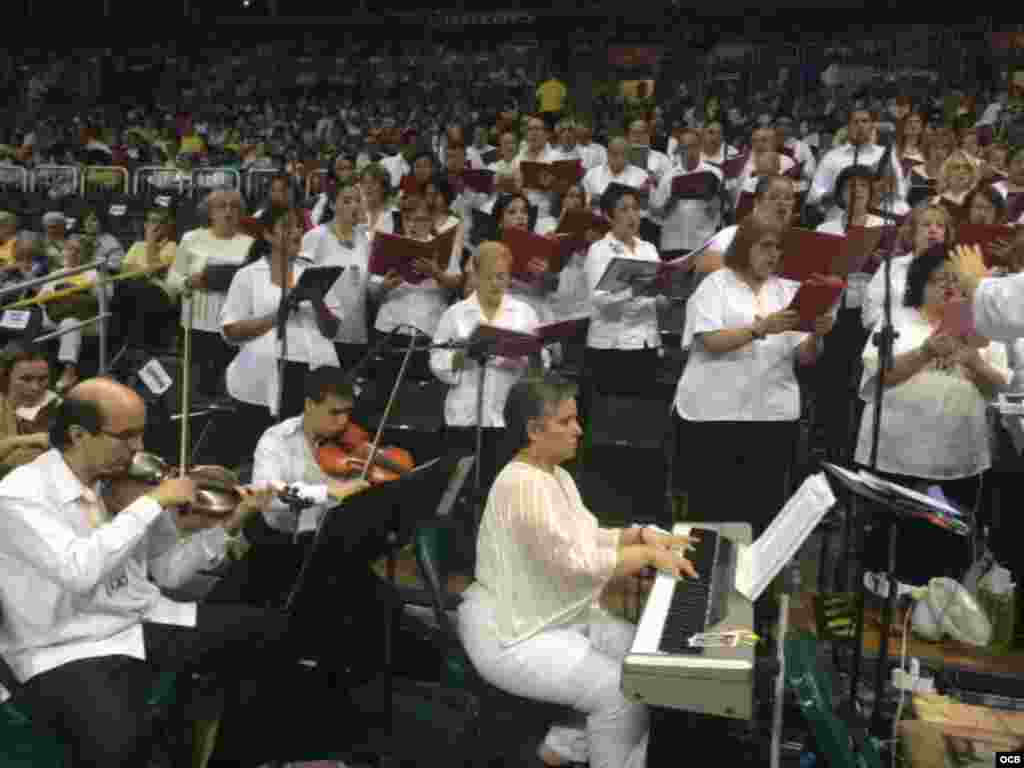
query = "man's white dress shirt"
xmin=220 ymin=258 xmax=341 ymax=413
xmin=0 ymin=450 xmax=228 ymax=689
xmin=252 ymin=415 xmax=334 ymax=534
xmin=300 ymin=223 xmax=372 ymax=345
xmin=651 ymin=160 xmax=724 ymax=253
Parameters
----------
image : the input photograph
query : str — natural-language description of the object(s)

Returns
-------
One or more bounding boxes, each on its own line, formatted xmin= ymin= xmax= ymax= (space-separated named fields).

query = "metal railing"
xmin=0 ymin=165 xmax=28 ymax=192
xmin=30 ymin=165 xmax=79 ymax=198
xmin=0 ymin=258 xmax=113 ymax=374
xmin=81 ymin=165 xmax=130 ymax=196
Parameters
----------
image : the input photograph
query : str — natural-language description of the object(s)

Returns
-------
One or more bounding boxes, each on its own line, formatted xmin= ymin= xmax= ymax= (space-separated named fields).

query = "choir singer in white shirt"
xmin=674 ymin=212 xmax=832 ymax=538
xmin=583 ymin=185 xmax=666 ymax=398
xmin=430 ymin=241 xmax=541 ymax=495
xmin=0 ymin=378 xmax=285 ymax=768
xmin=458 ymin=371 xmax=697 ymax=768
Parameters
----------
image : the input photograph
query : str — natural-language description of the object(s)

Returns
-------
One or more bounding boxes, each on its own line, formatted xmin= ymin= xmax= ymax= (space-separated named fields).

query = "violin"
xmin=101 ymin=451 xmax=243 ymax=517
xmin=316 ymin=422 xmax=415 ymax=485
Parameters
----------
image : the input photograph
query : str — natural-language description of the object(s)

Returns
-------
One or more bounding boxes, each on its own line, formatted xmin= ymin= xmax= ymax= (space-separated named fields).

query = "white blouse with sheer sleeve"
xmin=467 ymin=461 xmax=622 ymax=647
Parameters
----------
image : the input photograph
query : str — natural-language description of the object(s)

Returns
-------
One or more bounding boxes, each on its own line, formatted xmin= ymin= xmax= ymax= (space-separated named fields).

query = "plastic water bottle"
xmin=800 ymin=751 xmax=817 ymax=768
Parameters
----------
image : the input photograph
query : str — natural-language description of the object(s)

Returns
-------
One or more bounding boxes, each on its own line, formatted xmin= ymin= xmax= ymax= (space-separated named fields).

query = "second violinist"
xmin=205 ymin=366 xmax=369 ymax=608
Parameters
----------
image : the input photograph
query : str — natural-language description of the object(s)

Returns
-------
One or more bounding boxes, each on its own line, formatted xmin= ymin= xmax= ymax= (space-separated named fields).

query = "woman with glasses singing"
xmin=855 ymin=245 xmax=1009 ymax=586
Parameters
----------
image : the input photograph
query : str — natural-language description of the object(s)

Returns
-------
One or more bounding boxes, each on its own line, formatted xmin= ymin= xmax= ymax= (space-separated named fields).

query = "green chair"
xmin=784 ymin=630 xmax=884 ymax=768
xmin=414 ymin=519 xmax=584 ymax=766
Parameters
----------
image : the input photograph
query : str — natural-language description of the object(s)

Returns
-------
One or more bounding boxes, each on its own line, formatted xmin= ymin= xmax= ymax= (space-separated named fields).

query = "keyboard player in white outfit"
xmin=457 ymin=372 xmax=697 ymax=768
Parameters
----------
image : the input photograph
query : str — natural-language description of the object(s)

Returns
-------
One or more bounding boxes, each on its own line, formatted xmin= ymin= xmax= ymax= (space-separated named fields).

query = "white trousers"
xmin=458 ymin=590 xmax=648 ymax=768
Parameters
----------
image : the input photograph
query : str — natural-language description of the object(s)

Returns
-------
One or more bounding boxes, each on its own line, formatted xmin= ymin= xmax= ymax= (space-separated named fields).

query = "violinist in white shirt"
xmin=431 ymin=242 xmax=542 ymax=495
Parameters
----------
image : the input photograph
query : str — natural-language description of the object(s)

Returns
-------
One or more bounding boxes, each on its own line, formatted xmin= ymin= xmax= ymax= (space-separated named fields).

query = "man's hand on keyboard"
xmin=650 ymin=547 xmax=698 ymax=580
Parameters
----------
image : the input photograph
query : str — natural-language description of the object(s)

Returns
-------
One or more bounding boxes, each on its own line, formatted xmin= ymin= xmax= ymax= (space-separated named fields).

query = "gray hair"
xmin=504 ymin=371 xmax=578 ymax=451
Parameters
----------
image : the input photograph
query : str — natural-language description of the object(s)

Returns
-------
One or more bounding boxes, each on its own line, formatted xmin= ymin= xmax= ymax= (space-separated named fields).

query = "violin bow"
xmin=360 ymin=326 xmax=420 ymax=482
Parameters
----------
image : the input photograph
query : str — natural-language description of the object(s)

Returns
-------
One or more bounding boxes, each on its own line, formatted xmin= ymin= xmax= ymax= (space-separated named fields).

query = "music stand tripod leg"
xmin=473 ymin=356 xmax=487 ymax=532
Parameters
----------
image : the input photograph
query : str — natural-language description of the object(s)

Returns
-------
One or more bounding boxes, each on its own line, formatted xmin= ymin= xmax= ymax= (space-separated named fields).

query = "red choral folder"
xmin=461 ymin=169 xmax=495 ymax=195
xmin=779 ymin=228 xmax=846 ymax=281
xmin=369 ymin=229 xmax=455 ymax=285
xmin=671 ymin=170 xmax=721 ymax=200
xmin=840 ymin=225 xmax=890 ymax=276
xmin=399 ymin=175 xmax=424 ymax=196
xmin=502 ymin=227 xmax=576 ymax=280
xmin=556 ymin=209 xmax=611 ymax=243
xmin=520 ymin=160 xmax=584 ymax=191
xmin=789 ymin=275 xmax=846 ymax=331
xmin=956 ymin=222 xmax=1017 ymax=267
xmin=468 ymin=317 xmax=589 ymax=358
xmin=939 ymin=298 xmax=977 ymax=338
xmin=722 ymin=154 xmax=749 ymax=180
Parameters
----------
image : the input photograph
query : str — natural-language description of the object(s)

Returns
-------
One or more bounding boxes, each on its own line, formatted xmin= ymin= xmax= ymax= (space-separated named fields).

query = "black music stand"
xmin=284 ymin=456 xmax=455 ymax=674
xmin=821 ymin=463 xmax=970 ymax=737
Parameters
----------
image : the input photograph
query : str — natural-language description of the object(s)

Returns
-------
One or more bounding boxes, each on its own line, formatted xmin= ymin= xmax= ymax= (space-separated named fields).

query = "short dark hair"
xmin=492 ymin=192 xmax=536 ymax=236
xmin=724 ymin=212 xmax=786 ymax=272
xmin=504 ymin=371 xmax=578 ymax=451
xmin=305 ymin=366 xmax=355 ymax=405
xmin=49 ymin=394 xmax=104 ymax=450
xmin=0 ymin=341 xmax=48 ymax=394
xmin=903 ymin=243 xmax=949 ymax=308
xmin=426 ymin=174 xmax=456 ymax=209
xmin=600 ymin=184 xmax=640 ymax=218
xmin=834 ymin=164 xmax=875 ymax=209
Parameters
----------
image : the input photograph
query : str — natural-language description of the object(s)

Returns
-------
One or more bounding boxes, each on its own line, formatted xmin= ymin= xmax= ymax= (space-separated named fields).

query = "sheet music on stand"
xmin=822 ymin=463 xmax=969 ymax=536
xmin=734 ymin=473 xmax=836 ymax=602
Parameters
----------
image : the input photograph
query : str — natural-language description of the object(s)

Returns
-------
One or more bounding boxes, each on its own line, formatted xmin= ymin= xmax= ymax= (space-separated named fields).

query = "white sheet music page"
xmin=735 ymin=473 xmax=835 ymax=602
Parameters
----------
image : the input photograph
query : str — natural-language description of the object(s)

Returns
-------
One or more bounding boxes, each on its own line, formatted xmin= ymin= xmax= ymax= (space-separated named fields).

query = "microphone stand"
xmin=275 ymin=248 xmax=294 ymax=424
xmin=845 ymin=137 xmax=902 ymax=739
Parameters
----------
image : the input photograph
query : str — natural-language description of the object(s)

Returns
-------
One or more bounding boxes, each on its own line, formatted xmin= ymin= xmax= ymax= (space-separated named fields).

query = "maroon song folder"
xmin=671 ymin=170 xmax=721 ymax=200
xmin=461 ymin=169 xmax=496 ymax=195
xmin=722 ymin=154 xmax=749 ymax=180
xmin=520 ymin=160 xmax=584 ymax=191
xmin=502 ymin=227 xmax=576 ymax=280
xmin=468 ymin=316 xmax=589 ymax=359
xmin=956 ymin=222 xmax=1017 ymax=268
xmin=779 ymin=228 xmax=846 ymax=281
xmin=369 ymin=229 xmax=455 ymax=285
xmin=789 ymin=275 xmax=845 ymax=331
xmin=555 ymin=209 xmax=611 ymax=248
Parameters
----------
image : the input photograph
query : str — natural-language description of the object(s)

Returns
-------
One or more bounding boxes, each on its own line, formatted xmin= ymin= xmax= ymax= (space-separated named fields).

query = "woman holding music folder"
xmin=430 ymin=241 xmax=542 ymax=497
xmin=457 ymin=371 xmax=697 ymax=768
xmin=300 ymin=177 xmax=372 ymax=372
xmin=220 ymin=204 xmax=343 ymax=456
xmin=583 ymin=184 xmax=665 ymax=398
xmin=855 ymin=244 xmax=1009 ymax=586
xmin=167 ymin=188 xmax=255 ymax=398
xmin=674 ymin=212 xmax=832 ymax=538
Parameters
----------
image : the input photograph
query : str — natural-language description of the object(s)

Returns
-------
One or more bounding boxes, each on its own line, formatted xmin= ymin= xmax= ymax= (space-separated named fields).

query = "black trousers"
xmin=583 ymin=347 xmax=662 ymax=398
xmin=676 ymin=414 xmax=799 ymax=539
xmin=334 ymin=342 xmax=369 ymax=377
xmin=19 ymin=604 xmax=288 ymax=768
xmin=189 ymin=329 xmax=235 ymax=398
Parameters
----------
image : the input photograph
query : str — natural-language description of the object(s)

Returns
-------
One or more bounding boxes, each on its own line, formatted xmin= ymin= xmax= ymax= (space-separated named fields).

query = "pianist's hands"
xmin=639 ymin=527 xmax=698 ymax=554
xmin=650 ymin=547 xmax=698 ymax=580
